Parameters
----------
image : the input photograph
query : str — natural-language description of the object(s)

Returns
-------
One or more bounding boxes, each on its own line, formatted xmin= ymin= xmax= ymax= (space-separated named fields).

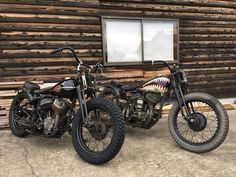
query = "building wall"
xmin=0 ymin=0 xmax=236 ymax=127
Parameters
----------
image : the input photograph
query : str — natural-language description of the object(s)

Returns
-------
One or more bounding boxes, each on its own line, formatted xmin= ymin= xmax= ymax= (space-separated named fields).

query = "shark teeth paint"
xmin=140 ymin=77 xmax=170 ymax=93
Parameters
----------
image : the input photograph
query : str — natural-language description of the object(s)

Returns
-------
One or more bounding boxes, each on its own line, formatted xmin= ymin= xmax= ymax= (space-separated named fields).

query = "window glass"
xmin=143 ymin=21 xmax=176 ymax=61
xmin=103 ymin=18 xmax=178 ymax=65
xmin=105 ymin=19 xmax=142 ymax=63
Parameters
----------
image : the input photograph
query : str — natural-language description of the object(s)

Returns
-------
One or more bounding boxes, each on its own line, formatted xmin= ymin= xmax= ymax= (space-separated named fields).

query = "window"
xmin=102 ymin=17 xmax=179 ymax=65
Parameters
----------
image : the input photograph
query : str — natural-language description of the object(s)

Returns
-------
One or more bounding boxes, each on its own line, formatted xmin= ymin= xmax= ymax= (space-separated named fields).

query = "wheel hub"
xmin=88 ymin=121 xmax=108 ymax=140
xmin=188 ymin=112 xmax=207 ymax=131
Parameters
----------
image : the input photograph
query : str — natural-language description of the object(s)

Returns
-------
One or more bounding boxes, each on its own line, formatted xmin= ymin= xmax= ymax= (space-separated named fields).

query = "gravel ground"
xmin=0 ymin=111 xmax=235 ymax=177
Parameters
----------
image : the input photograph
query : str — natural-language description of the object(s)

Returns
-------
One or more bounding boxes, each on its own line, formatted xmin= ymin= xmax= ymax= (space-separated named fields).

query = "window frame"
xmin=102 ymin=16 xmax=180 ymax=66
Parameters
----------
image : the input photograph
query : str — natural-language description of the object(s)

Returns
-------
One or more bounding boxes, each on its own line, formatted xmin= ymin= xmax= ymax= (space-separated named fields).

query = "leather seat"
xmin=110 ymin=81 xmax=123 ymax=87
xmin=34 ymin=87 xmax=53 ymax=95
xmin=110 ymin=80 xmax=137 ymax=91
xmin=121 ymin=84 xmax=137 ymax=91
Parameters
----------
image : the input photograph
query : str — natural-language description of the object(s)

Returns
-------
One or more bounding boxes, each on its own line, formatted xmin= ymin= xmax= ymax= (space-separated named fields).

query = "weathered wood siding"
xmin=0 ymin=0 xmax=236 ymax=127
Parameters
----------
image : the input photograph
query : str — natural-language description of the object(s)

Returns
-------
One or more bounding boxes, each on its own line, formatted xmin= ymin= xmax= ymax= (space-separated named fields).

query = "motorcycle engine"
xmin=39 ymin=98 xmax=70 ymax=136
xmin=43 ymin=114 xmax=54 ymax=135
xmin=126 ymin=92 xmax=162 ymax=128
xmin=145 ymin=93 xmax=162 ymax=104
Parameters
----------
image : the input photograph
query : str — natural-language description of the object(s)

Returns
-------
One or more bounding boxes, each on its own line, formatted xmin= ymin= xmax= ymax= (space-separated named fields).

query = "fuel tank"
xmin=139 ymin=76 xmax=170 ymax=94
xmin=51 ymin=78 xmax=77 ymax=98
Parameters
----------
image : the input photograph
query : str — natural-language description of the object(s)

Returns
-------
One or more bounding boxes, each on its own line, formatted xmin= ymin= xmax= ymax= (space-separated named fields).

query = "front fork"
xmin=77 ymin=84 xmax=89 ymax=125
xmin=173 ymin=81 xmax=193 ymax=120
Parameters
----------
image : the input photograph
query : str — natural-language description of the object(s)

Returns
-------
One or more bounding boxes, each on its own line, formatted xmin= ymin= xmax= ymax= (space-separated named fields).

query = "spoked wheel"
xmin=83 ymin=108 xmax=114 ymax=152
xmin=175 ymin=103 xmax=219 ymax=145
xmin=169 ymin=92 xmax=229 ymax=153
xmin=72 ymin=97 xmax=125 ymax=165
xmin=9 ymin=91 xmax=30 ymax=137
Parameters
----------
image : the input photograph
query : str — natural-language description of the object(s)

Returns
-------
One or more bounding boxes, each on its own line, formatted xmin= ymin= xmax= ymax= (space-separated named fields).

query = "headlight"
xmin=175 ymin=70 xmax=188 ymax=84
xmin=181 ymin=71 xmax=188 ymax=83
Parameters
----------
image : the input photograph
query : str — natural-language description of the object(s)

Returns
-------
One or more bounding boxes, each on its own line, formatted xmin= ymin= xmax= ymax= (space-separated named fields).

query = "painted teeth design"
xmin=141 ymin=77 xmax=170 ymax=93
xmin=157 ymin=77 xmax=170 ymax=83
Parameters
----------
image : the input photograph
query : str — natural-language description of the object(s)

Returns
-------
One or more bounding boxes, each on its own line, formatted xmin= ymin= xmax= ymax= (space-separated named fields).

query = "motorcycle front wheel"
xmin=71 ymin=97 xmax=125 ymax=165
xmin=168 ymin=92 xmax=229 ymax=153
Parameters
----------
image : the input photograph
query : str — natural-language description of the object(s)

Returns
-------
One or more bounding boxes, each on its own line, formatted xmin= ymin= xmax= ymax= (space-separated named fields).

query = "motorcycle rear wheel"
xmin=168 ymin=92 xmax=229 ymax=153
xmin=9 ymin=91 xmax=29 ymax=137
xmin=71 ymin=97 xmax=125 ymax=165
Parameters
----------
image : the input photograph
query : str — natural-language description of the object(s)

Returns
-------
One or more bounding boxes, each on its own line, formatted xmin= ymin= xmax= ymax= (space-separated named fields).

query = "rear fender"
xmin=21 ymin=88 xmax=34 ymax=101
xmin=104 ymin=85 xmax=121 ymax=97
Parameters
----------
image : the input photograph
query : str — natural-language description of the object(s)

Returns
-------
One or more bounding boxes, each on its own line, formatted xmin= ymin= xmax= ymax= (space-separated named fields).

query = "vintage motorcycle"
xmin=9 ymin=47 xmax=125 ymax=165
xmin=99 ymin=61 xmax=229 ymax=153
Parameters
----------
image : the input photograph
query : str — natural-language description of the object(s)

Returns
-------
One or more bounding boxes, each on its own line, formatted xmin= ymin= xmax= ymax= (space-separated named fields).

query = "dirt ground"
xmin=0 ymin=111 xmax=235 ymax=177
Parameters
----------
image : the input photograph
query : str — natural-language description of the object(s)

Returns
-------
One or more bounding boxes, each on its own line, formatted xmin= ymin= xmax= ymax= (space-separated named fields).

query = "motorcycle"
xmin=99 ymin=61 xmax=229 ymax=153
xmin=9 ymin=47 xmax=125 ymax=165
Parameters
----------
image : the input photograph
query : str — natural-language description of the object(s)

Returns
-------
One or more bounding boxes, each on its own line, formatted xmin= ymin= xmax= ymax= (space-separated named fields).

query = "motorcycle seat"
xmin=110 ymin=81 xmax=123 ymax=87
xmin=24 ymin=81 xmax=40 ymax=92
xmin=121 ymin=84 xmax=137 ymax=91
xmin=34 ymin=86 xmax=53 ymax=95
xmin=110 ymin=81 xmax=137 ymax=91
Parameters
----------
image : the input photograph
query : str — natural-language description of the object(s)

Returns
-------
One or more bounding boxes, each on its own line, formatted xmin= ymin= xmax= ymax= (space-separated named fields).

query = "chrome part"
xmin=43 ymin=113 xmax=54 ymax=135
xmin=82 ymin=73 xmax=87 ymax=90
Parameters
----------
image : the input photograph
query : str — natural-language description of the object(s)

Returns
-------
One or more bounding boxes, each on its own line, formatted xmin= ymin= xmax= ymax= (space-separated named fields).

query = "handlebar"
xmin=51 ymin=47 xmax=172 ymax=73
xmin=50 ymin=46 xmax=80 ymax=64
xmin=50 ymin=47 xmax=103 ymax=72
xmin=151 ymin=60 xmax=173 ymax=72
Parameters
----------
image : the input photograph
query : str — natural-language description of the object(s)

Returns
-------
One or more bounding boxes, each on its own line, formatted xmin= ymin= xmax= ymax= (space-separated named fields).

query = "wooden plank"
xmin=1 ymin=0 xmax=236 ymax=16
xmin=0 ymin=34 xmax=101 ymax=41
xmin=1 ymin=4 xmax=236 ymax=21
xmin=181 ymin=55 xmax=236 ymax=62
xmin=0 ymin=42 xmax=102 ymax=50
xmin=0 ymin=51 xmax=102 ymax=59
xmin=0 ymin=24 xmax=101 ymax=33
xmin=0 ymin=0 xmax=100 ymax=9
xmin=0 ymin=90 xmax=17 ymax=97
xmin=0 ymin=17 xmax=100 ymax=25
xmin=180 ymin=34 xmax=236 ymax=41
xmin=180 ymin=28 xmax=236 ymax=35
xmin=180 ymin=48 xmax=236 ymax=55
xmin=181 ymin=62 xmax=236 ymax=69
xmin=101 ymin=0 xmax=236 ymax=9
xmin=186 ymin=68 xmax=236 ymax=75
xmin=180 ymin=41 xmax=236 ymax=49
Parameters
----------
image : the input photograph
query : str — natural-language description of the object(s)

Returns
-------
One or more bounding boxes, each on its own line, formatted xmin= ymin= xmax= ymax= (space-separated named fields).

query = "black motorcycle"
xmin=9 ymin=47 xmax=125 ymax=165
xmin=99 ymin=61 xmax=229 ymax=153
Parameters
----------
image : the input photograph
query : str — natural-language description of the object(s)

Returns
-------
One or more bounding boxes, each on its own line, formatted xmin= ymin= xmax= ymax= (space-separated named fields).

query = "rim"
xmin=77 ymin=106 xmax=115 ymax=154
xmin=174 ymin=100 xmax=220 ymax=145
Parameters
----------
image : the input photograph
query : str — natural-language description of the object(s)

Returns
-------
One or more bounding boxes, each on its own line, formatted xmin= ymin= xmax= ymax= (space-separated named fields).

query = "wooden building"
xmin=0 ymin=0 xmax=236 ymax=127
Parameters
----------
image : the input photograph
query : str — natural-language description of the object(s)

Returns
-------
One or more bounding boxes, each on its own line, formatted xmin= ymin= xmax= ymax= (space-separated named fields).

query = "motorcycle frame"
xmin=106 ymin=61 xmax=192 ymax=122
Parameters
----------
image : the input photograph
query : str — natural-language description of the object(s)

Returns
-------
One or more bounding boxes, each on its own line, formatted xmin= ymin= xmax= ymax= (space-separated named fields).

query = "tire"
xmin=71 ymin=97 xmax=125 ymax=165
xmin=9 ymin=91 xmax=29 ymax=137
xmin=168 ymin=92 xmax=229 ymax=153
